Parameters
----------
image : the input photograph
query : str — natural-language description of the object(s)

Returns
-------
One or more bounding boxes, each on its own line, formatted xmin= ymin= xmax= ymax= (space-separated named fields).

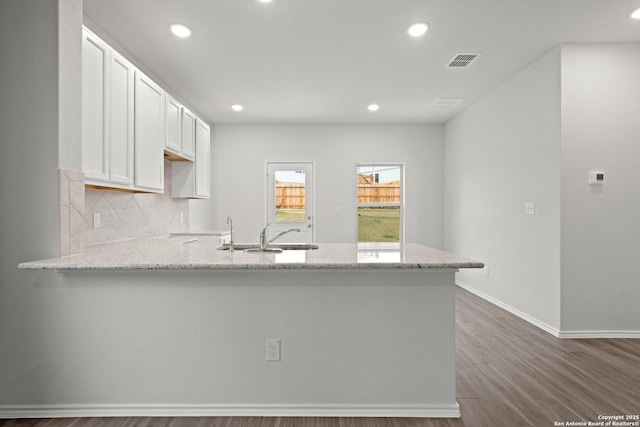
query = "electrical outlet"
xmin=180 ymin=212 xmax=184 ymax=223
xmin=266 ymin=339 xmax=281 ymax=361
xmin=92 ymin=212 xmax=101 ymax=228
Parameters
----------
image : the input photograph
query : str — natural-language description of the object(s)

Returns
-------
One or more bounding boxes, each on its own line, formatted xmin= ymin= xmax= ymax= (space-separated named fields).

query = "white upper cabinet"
xmin=172 ymin=117 xmax=210 ymax=199
xmin=82 ymin=26 xmax=208 ymax=196
xmin=165 ymin=95 xmax=196 ymax=162
xmin=108 ymin=50 xmax=135 ymax=186
xmin=82 ymin=29 xmax=110 ymax=182
xmin=82 ymin=28 xmax=135 ymax=189
xmin=181 ymin=107 xmax=196 ymax=161
xmin=134 ymin=70 xmax=165 ymax=193
xmin=164 ymin=93 xmax=183 ymax=158
xmin=194 ymin=120 xmax=211 ymax=198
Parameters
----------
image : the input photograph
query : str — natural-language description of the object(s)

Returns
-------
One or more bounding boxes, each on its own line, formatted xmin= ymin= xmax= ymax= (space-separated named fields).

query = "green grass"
xmin=358 ymin=207 xmax=400 ymax=242
xmin=275 ymin=208 xmax=306 ymax=221
xmin=276 ymin=207 xmax=400 ymax=242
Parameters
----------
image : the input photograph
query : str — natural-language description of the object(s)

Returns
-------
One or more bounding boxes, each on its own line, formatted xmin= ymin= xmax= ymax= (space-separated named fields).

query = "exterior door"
xmin=266 ymin=162 xmax=314 ymax=244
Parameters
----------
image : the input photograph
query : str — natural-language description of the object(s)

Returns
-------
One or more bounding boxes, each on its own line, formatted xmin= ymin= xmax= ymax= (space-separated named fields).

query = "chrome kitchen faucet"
xmin=226 ymin=216 xmax=234 ymax=252
xmin=259 ymin=223 xmax=300 ymax=250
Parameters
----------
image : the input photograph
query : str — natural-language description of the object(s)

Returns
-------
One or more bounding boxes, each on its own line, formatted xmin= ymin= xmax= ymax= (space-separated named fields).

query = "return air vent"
xmin=447 ymin=53 xmax=480 ymax=69
xmin=431 ymin=98 xmax=463 ymax=109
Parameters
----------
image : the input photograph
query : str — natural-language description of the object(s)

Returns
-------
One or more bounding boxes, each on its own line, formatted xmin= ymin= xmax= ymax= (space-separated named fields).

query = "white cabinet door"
xmin=82 ymin=29 xmax=110 ymax=182
xmin=194 ymin=120 xmax=210 ymax=198
xmin=165 ymin=94 xmax=182 ymax=156
xmin=171 ymin=118 xmax=210 ymax=199
xmin=83 ymin=28 xmax=134 ymax=190
xmin=181 ymin=108 xmax=196 ymax=160
xmin=134 ymin=70 xmax=165 ymax=192
xmin=109 ymin=51 xmax=135 ymax=186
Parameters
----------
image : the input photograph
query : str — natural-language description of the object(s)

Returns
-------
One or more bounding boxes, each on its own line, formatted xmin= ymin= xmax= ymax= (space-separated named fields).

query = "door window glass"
xmin=274 ymin=170 xmax=306 ymax=222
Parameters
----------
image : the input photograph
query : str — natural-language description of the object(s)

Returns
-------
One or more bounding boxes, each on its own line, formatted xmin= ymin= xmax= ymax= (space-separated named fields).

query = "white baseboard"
xmin=557 ymin=331 xmax=640 ymax=339
xmin=0 ymin=403 xmax=461 ymax=419
xmin=455 ymin=281 xmax=640 ymax=339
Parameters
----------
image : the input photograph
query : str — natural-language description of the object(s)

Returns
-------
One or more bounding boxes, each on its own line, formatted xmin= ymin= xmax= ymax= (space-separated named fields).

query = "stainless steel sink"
xmin=216 ymin=244 xmax=259 ymax=251
xmin=270 ymin=243 xmax=319 ymax=250
xmin=245 ymin=247 xmax=284 ymax=253
xmin=216 ymin=243 xmax=319 ymax=252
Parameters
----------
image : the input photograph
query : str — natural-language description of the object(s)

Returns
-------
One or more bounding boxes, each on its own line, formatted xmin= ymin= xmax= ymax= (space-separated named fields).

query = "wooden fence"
xmin=276 ymin=184 xmax=305 ymax=209
xmin=275 ymin=182 xmax=401 ymax=208
xmin=357 ymin=184 xmax=400 ymax=204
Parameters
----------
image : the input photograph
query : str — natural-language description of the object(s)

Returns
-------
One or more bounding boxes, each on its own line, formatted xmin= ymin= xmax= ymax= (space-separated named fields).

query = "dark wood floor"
xmin=2 ymin=287 xmax=639 ymax=427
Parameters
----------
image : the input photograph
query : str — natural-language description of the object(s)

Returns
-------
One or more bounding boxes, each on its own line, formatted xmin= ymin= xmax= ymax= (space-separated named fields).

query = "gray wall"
xmin=560 ymin=44 xmax=640 ymax=334
xmin=0 ymin=0 xmax=69 ymax=404
xmin=445 ymin=43 xmax=640 ymax=336
xmin=192 ymin=124 xmax=445 ymax=247
xmin=444 ymin=48 xmax=562 ymax=332
xmin=58 ymin=0 xmax=83 ymax=171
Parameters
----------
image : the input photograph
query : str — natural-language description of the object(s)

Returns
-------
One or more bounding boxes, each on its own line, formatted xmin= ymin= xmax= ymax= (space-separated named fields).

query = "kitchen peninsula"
xmin=18 ymin=241 xmax=482 ymax=418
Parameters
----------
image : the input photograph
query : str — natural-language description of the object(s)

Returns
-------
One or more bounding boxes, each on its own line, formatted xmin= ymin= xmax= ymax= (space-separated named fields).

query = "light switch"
xmin=525 ymin=203 xmax=535 ymax=216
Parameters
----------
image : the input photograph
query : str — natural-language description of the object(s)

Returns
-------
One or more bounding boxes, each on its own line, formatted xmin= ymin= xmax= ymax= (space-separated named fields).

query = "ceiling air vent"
xmin=447 ymin=53 xmax=480 ymax=69
xmin=431 ymin=98 xmax=463 ymax=109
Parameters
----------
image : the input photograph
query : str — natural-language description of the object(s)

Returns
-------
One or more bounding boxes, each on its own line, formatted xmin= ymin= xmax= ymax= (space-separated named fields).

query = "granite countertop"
xmin=18 ymin=238 xmax=484 ymax=271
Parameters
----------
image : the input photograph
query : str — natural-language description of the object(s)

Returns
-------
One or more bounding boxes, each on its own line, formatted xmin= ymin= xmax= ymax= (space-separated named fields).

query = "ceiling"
xmin=83 ymin=0 xmax=640 ymax=125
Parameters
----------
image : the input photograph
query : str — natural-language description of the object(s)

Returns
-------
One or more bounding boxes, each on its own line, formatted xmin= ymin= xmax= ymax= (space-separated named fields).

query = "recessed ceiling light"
xmin=257 ymin=0 xmax=273 ymax=3
xmin=231 ymin=104 xmax=244 ymax=112
xmin=630 ymin=7 xmax=640 ymax=19
xmin=407 ymin=21 xmax=429 ymax=37
xmin=367 ymin=104 xmax=380 ymax=112
xmin=169 ymin=23 xmax=191 ymax=38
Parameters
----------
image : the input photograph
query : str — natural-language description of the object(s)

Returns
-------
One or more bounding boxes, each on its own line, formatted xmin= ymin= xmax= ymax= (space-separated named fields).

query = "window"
xmin=356 ymin=164 xmax=403 ymax=243
xmin=274 ymin=170 xmax=306 ymax=222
